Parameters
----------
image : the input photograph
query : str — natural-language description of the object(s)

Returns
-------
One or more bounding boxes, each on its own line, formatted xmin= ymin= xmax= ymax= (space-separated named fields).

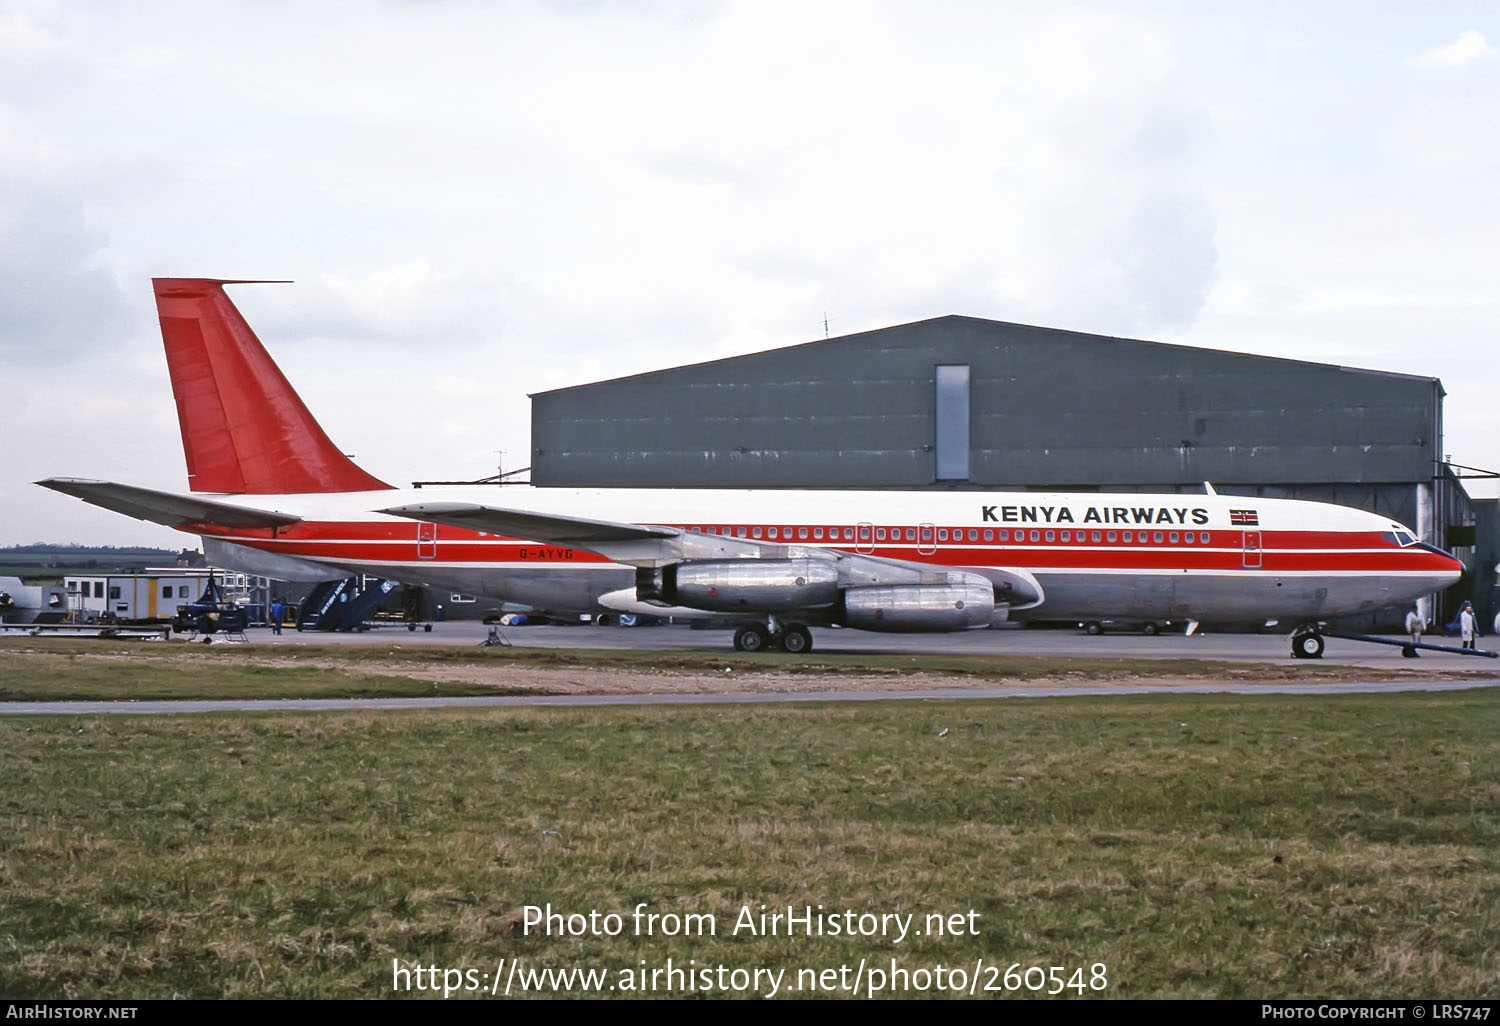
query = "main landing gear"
xmin=732 ymin=619 xmax=814 ymax=653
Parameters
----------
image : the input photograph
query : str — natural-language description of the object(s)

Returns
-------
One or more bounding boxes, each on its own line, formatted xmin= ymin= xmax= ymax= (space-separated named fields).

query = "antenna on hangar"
xmin=824 ymin=313 xmax=829 ymax=339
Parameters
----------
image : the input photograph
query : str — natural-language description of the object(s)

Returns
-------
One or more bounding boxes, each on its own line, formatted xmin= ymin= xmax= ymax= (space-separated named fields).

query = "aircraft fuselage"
xmin=192 ymin=484 xmax=1459 ymax=625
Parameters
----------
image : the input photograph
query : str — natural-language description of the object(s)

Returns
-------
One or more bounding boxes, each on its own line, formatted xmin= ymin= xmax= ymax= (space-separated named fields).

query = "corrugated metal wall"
xmin=533 ymin=315 xmax=1441 ymax=491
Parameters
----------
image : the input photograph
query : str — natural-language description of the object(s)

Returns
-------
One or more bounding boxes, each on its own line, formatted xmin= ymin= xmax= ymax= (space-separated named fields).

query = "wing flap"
xmin=36 ymin=478 xmax=302 ymax=529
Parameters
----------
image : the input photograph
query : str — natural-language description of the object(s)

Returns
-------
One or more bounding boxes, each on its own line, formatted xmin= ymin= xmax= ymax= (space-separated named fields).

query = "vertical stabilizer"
xmin=153 ymin=278 xmax=393 ymax=494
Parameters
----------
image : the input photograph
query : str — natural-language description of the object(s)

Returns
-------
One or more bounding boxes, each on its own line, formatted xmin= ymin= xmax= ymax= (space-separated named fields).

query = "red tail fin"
xmin=153 ymin=278 xmax=393 ymax=494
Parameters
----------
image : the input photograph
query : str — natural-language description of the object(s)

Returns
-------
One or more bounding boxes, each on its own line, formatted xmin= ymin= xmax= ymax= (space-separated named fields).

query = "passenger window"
xmin=938 ymin=529 xmax=948 ymax=541
xmin=984 ymin=530 xmax=994 ymax=541
xmin=1060 ymin=531 xmax=1070 ymax=542
xmin=876 ymin=529 xmax=886 ymax=540
xmin=767 ymin=528 xmax=777 ymax=539
xmin=905 ymin=528 xmax=916 ymax=541
xmin=1153 ymin=532 xmax=1163 ymax=543
xmin=736 ymin=528 xmax=747 ymax=538
xmin=1201 ymin=533 xmax=1210 ymax=545
xmin=844 ymin=528 xmax=854 ymax=540
xmin=1091 ymin=531 xmax=1101 ymax=542
xmin=752 ymin=527 xmax=763 ymax=539
xmin=1106 ymin=532 xmax=1116 ymax=542
xmin=1123 ymin=532 xmax=1132 ymax=543
xmin=968 ymin=529 xmax=978 ymax=541
xmin=1030 ymin=530 xmax=1040 ymax=542
xmin=996 ymin=530 xmax=1006 ymax=541
xmin=799 ymin=528 xmax=808 ymax=539
xmin=1045 ymin=530 xmax=1055 ymax=542
xmin=1169 ymin=532 xmax=1179 ymax=544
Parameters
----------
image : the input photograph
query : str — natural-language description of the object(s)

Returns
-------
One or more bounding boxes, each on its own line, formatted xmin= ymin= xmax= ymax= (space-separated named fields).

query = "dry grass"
xmin=1 ymin=635 xmax=1491 ymax=703
xmin=1 ymin=691 xmax=1495 ymax=998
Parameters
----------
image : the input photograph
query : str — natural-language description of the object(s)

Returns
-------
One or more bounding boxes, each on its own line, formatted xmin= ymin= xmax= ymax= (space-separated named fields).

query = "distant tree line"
xmin=0 ymin=545 xmax=202 ymax=572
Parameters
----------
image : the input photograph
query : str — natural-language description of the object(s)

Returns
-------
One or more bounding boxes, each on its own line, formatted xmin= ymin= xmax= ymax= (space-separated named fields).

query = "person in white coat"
xmin=1459 ymin=601 xmax=1478 ymax=650
xmin=1405 ymin=605 xmax=1425 ymax=647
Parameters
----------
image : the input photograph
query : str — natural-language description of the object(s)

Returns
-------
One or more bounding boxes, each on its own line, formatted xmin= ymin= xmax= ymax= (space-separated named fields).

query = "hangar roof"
xmin=530 ymin=314 xmax=1443 ymax=397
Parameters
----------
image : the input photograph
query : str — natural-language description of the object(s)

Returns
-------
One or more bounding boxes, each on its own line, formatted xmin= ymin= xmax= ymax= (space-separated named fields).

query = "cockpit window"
xmin=1382 ymin=527 xmax=1418 ymax=547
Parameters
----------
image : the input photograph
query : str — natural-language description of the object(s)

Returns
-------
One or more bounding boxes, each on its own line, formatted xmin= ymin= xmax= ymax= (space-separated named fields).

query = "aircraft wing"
xmin=379 ymin=501 xmax=767 ymax=565
xmin=379 ymin=502 xmax=676 ymax=543
xmin=36 ymin=478 xmax=302 ymax=529
xmin=382 ymin=500 xmax=1045 ymax=607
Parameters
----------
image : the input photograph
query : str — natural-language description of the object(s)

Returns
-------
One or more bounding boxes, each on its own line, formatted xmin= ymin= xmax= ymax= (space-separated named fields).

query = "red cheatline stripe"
xmin=204 ymin=535 xmax=1453 ymax=574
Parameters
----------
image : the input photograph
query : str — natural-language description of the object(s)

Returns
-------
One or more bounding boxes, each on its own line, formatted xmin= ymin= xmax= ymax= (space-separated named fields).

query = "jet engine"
xmin=636 ymin=559 xmax=841 ymax=612
xmin=839 ymin=575 xmax=995 ymax=632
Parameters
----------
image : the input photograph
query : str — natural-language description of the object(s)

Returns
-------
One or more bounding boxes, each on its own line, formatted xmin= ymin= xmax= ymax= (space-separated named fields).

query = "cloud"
xmin=0 ymin=189 xmax=134 ymax=365
xmin=1412 ymin=29 xmax=1495 ymax=70
xmin=4 ymin=2 xmax=1500 ymax=541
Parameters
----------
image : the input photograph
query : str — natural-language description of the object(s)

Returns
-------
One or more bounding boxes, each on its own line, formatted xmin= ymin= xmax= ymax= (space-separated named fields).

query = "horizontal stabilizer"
xmin=36 ymin=478 xmax=301 ymax=529
xmin=379 ymin=502 xmax=678 ymax=544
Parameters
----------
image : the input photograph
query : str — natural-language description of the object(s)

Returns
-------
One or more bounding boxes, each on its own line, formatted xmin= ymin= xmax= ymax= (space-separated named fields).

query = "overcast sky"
xmin=2 ymin=0 xmax=1497 ymax=547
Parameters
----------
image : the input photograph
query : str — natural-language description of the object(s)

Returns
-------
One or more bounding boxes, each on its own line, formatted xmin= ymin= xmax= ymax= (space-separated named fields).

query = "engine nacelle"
xmin=840 ymin=578 xmax=995 ymax=632
xmin=637 ymin=559 xmax=840 ymax=612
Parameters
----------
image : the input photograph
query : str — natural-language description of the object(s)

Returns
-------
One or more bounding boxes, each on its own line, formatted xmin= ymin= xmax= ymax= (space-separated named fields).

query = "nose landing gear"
xmin=1291 ymin=629 xmax=1325 ymax=659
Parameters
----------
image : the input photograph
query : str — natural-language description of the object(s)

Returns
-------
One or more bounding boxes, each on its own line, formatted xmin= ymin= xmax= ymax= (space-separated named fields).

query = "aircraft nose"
xmin=1416 ymin=542 xmax=1466 ymax=577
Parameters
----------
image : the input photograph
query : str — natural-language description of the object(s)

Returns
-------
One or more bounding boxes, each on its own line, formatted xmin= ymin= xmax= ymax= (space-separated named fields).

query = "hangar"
xmin=531 ymin=315 xmax=1482 ymax=625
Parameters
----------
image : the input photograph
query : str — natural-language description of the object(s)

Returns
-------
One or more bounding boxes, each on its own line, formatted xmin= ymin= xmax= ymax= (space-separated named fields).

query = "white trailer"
xmin=64 ymin=574 xmax=211 ymax=622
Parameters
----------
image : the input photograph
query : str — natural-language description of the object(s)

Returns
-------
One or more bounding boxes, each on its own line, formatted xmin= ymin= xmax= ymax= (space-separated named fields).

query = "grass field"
xmin=1 ymin=688 xmax=1495 ymax=999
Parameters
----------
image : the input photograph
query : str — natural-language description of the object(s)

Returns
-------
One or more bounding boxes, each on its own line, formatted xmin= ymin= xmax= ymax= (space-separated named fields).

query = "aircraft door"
xmin=918 ymin=522 xmax=937 ymax=555
xmin=1241 ymin=530 xmax=1261 ymax=569
xmin=418 ymin=521 xmax=437 ymax=560
xmin=856 ymin=522 xmax=874 ymax=554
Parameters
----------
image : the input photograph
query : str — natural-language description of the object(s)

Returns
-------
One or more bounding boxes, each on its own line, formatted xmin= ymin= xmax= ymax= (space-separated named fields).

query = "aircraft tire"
xmin=781 ymin=624 xmax=813 ymax=654
xmin=1084 ymin=621 xmax=1103 ymax=636
xmin=1291 ymin=632 xmax=1325 ymax=659
xmin=1142 ymin=622 xmax=1159 ymax=636
xmin=734 ymin=624 xmax=771 ymax=652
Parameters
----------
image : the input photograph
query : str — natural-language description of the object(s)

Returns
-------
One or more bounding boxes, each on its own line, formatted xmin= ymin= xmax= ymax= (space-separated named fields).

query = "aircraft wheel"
xmin=1401 ymin=644 xmax=1419 ymax=658
xmin=1142 ymin=622 xmax=1159 ymax=636
xmin=1084 ymin=621 xmax=1103 ymax=636
xmin=1291 ymin=632 xmax=1325 ymax=659
xmin=424 ymin=624 xmax=432 ymax=632
xmin=734 ymin=624 xmax=771 ymax=652
xmin=780 ymin=624 xmax=813 ymax=654
xmin=408 ymin=623 xmax=417 ymax=632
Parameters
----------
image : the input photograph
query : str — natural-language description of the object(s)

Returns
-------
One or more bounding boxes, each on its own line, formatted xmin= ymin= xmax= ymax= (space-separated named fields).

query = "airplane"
xmin=38 ymin=277 xmax=1464 ymax=659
